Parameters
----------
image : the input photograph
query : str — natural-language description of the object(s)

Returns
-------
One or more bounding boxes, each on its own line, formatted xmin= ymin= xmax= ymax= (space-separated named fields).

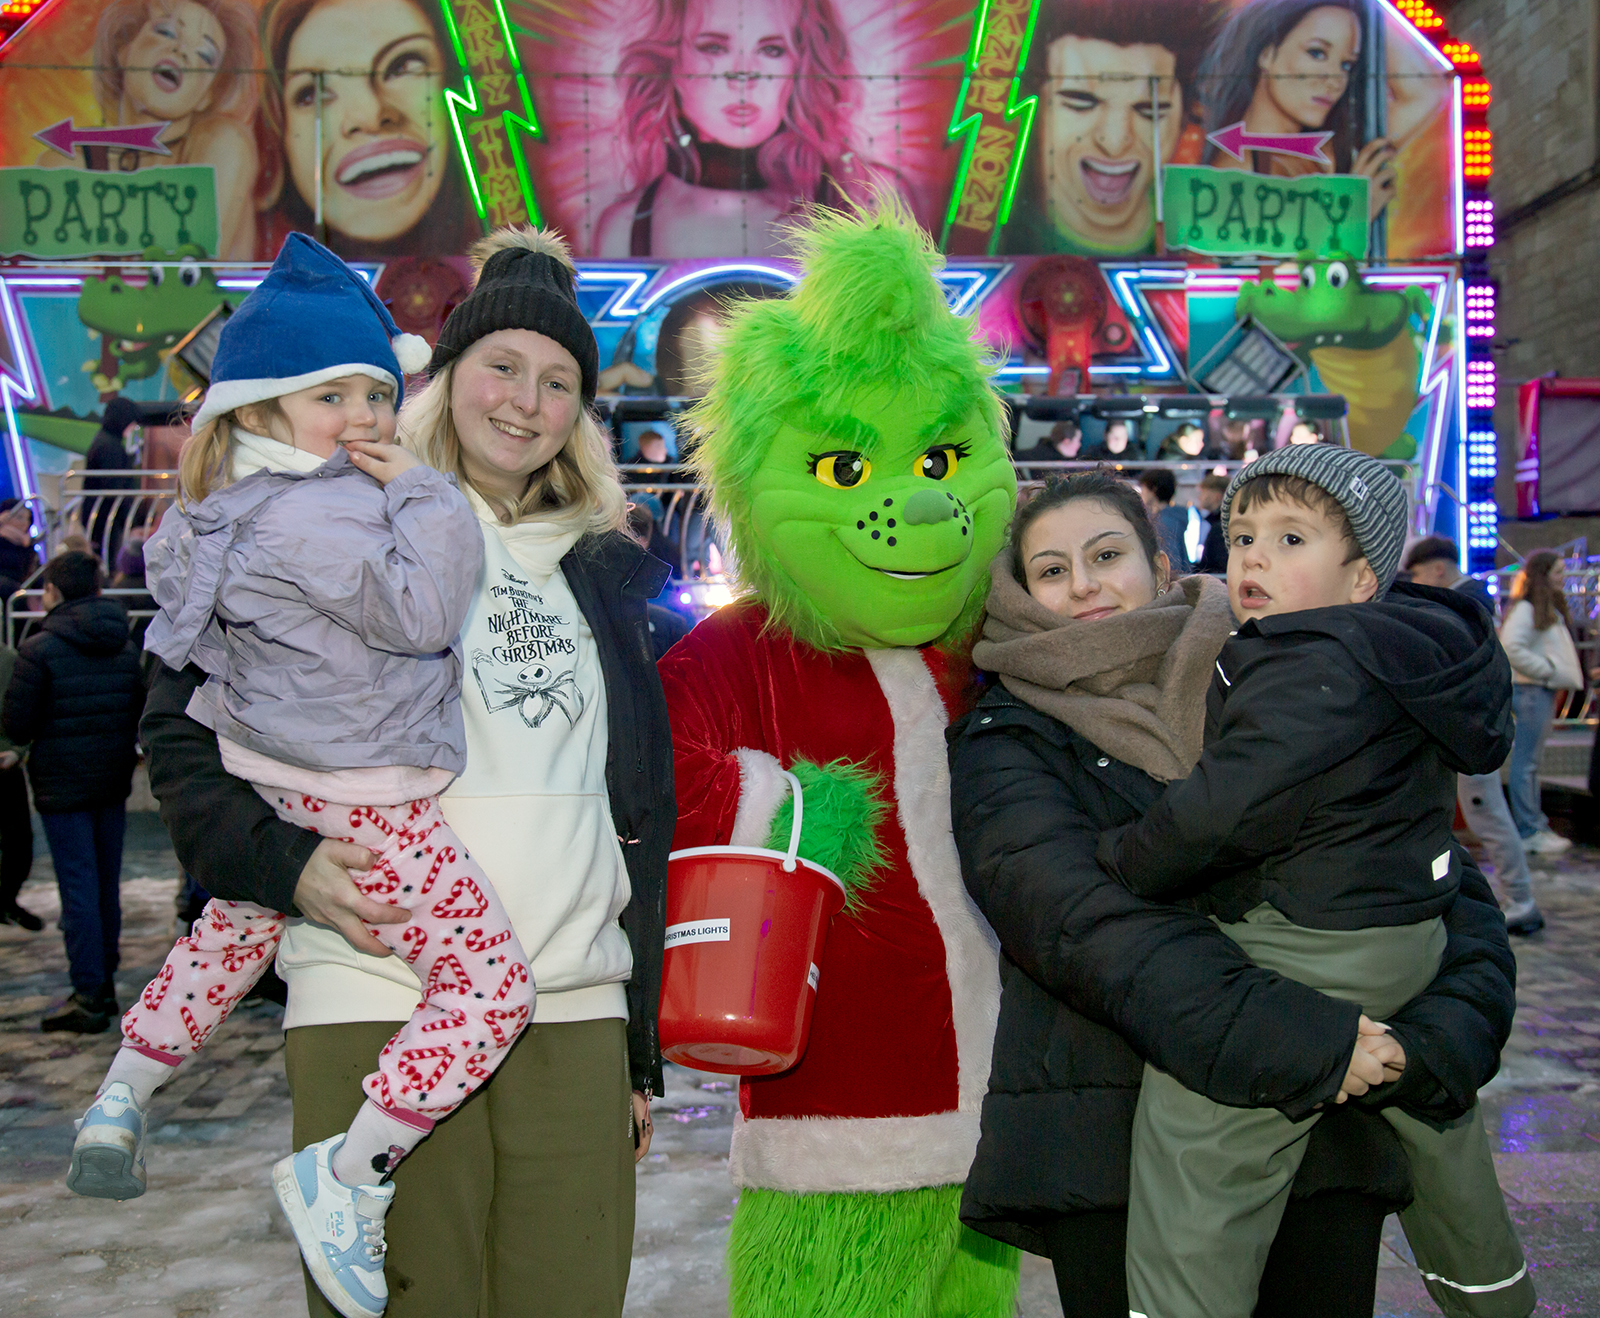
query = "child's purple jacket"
xmin=143 ymin=448 xmax=484 ymax=774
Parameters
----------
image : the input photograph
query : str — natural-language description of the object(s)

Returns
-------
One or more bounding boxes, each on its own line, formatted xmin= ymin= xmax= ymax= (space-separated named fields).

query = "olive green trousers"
xmin=1126 ymin=908 xmax=1533 ymax=1318
xmin=284 ymin=1016 xmax=636 ymax=1318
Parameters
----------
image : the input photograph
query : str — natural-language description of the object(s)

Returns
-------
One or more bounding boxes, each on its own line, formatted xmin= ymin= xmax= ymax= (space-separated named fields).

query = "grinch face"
xmin=747 ymin=381 xmax=1015 ymax=648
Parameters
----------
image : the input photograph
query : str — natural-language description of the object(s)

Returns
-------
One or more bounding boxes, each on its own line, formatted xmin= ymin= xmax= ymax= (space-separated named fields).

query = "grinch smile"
xmin=875 ymin=567 xmax=955 ymax=581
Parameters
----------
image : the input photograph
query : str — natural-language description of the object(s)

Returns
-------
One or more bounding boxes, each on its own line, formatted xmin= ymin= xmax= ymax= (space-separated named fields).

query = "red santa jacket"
xmin=658 ymin=602 xmax=1002 ymax=1193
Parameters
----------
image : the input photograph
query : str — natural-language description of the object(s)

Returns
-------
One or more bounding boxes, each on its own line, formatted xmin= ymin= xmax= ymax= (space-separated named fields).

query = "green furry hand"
xmin=764 ymin=758 xmax=889 ymax=909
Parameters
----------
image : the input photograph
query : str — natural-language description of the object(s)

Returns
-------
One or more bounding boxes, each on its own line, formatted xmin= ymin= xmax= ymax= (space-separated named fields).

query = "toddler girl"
xmin=65 ymin=232 xmax=533 ymax=1318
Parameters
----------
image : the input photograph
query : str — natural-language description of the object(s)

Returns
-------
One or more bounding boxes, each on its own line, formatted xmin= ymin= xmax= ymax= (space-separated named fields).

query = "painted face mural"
xmin=279 ymin=0 xmax=450 ymax=244
xmin=689 ymin=200 xmax=1016 ymax=652
xmin=675 ymin=0 xmax=798 ymax=150
xmin=117 ymin=0 xmax=226 ymax=122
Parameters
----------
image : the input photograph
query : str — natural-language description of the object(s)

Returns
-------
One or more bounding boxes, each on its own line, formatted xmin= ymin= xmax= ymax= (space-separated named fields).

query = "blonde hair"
xmin=398 ymin=366 xmax=627 ymax=533
xmin=177 ymin=400 xmax=283 ymax=504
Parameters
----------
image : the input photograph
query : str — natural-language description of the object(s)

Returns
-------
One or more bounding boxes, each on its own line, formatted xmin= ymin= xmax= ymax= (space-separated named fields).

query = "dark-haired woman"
xmin=1501 ymin=550 xmax=1583 ymax=854
xmin=1197 ymin=0 xmax=1399 ymax=222
xmin=948 ymin=472 xmax=1516 ymax=1317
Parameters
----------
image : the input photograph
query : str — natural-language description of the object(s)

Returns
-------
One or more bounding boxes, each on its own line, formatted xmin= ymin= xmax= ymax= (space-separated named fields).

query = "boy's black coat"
xmin=1100 ymin=583 xmax=1514 ymax=929
xmin=141 ymin=532 xmax=676 ymax=1095
xmin=948 ymin=683 xmax=1516 ymax=1254
xmin=3 ymin=595 xmax=143 ymax=811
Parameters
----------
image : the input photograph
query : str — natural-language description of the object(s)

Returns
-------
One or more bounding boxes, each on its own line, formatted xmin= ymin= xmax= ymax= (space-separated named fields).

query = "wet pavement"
xmin=2 ymin=810 xmax=1599 ymax=1316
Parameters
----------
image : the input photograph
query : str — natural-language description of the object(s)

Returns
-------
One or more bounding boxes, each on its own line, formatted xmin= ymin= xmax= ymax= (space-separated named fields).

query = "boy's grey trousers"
xmin=1125 ymin=905 xmax=1534 ymax=1318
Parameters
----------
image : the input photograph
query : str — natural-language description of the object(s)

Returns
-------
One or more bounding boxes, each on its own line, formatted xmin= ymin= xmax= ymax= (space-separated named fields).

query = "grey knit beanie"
xmin=1220 ymin=444 xmax=1409 ymax=597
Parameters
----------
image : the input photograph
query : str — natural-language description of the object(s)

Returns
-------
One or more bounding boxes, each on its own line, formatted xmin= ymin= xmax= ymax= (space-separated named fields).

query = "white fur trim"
xmin=193 ymin=362 xmax=401 ymax=430
xmin=864 ymin=649 xmax=1002 ymax=1117
xmin=730 ymin=747 xmax=792 ymax=848
xmin=728 ymin=1109 xmax=980 ymax=1192
xmin=392 ymin=333 xmax=432 ymax=375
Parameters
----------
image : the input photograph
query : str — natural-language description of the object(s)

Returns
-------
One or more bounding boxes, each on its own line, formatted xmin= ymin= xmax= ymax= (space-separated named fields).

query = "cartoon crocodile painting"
xmin=1235 ymin=255 xmax=1436 ymax=459
xmin=76 ymin=244 xmax=227 ymax=392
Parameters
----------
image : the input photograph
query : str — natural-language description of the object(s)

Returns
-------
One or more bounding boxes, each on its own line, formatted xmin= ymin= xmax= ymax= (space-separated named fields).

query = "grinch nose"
xmin=903 ymin=488 xmax=960 ymax=525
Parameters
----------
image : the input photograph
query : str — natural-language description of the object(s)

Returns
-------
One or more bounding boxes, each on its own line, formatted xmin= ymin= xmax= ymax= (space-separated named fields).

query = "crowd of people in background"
xmin=0 ymin=397 xmax=1588 ymax=1028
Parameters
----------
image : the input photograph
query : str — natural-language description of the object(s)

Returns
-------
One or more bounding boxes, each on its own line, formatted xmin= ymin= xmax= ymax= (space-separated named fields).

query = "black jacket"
xmin=1197 ymin=508 xmax=1227 ymax=573
xmin=1100 ymin=584 xmax=1514 ymax=930
xmin=3 ymin=595 xmax=144 ymax=811
xmin=141 ymin=531 xmax=677 ymax=1095
xmin=949 ymin=685 xmax=1516 ymax=1254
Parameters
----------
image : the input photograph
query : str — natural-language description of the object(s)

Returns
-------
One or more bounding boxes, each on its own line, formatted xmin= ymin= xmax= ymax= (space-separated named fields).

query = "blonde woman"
xmin=141 ymin=227 xmax=674 ymax=1318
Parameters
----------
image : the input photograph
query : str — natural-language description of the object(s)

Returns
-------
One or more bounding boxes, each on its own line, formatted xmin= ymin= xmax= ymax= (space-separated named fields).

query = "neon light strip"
xmin=940 ymin=0 xmax=1043 ymax=253
xmin=615 ymin=262 xmax=798 ymax=318
xmin=572 ymin=267 xmax=657 ymax=322
xmin=438 ymin=0 xmax=543 ymax=228
xmin=0 ymin=280 xmax=43 ymax=531
xmin=1377 ymin=0 xmax=1457 ymax=71
xmin=1455 ymin=279 xmax=1472 ymax=547
xmin=1451 ymin=77 xmax=1467 ymax=255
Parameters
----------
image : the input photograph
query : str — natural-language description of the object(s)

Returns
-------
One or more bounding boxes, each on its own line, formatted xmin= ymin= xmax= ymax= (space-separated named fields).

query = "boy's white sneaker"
xmin=272 ymin=1135 xmax=394 ymax=1318
xmin=1525 ymin=830 xmax=1572 ymax=856
xmin=66 ymin=1082 xmax=147 ymax=1200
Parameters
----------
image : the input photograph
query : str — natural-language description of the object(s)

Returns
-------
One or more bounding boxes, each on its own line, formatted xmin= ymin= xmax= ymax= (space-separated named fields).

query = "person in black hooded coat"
xmin=947 ymin=473 xmax=1517 ymax=1318
xmin=3 ymin=551 xmax=143 ymax=1033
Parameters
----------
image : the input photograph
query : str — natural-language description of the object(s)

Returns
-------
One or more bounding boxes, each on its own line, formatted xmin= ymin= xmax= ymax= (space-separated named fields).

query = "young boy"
xmin=1097 ymin=444 xmax=1534 ymax=1318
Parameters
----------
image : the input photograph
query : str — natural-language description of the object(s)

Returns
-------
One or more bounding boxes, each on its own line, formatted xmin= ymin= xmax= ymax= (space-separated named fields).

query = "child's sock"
xmin=100 ymin=1047 xmax=182 ymax=1109
xmin=330 ymin=1100 xmax=432 ymax=1186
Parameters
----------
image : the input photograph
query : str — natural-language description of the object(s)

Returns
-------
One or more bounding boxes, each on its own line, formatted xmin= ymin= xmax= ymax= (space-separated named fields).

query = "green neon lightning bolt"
xmin=438 ymin=0 xmax=544 ymax=229
xmin=940 ymin=0 xmax=1042 ymax=254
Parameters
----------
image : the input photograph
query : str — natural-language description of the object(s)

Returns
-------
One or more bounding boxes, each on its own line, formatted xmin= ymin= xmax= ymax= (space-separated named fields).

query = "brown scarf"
xmin=972 ymin=554 xmax=1236 ymax=782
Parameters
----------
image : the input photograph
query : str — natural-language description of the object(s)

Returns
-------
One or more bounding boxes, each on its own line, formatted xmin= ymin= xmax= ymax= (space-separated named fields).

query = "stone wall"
xmin=1446 ymin=0 xmax=1600 ymax=555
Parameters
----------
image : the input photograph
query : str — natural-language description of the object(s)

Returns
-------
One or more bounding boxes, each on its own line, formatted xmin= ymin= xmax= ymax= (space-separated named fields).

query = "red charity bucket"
xmin=659 ymin=772 xmax=846 ymax=1075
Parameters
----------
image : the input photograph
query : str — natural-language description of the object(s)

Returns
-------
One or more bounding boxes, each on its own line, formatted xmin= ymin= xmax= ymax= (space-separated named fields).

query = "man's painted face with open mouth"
xmin=1041 ymin=35 xmax=1183 ymax=250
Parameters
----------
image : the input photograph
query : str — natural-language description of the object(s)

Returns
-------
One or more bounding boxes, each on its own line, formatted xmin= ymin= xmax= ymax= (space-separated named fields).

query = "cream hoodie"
xmin=278 ymin=486 xmax=633 ymax=1029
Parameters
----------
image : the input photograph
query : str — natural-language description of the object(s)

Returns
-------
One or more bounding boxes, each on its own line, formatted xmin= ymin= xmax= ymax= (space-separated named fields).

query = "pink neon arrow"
xmin=1207 ymin=120 xmax=1334 ymax=164
xmin=32 ymin=118 xmax=172 ymax=160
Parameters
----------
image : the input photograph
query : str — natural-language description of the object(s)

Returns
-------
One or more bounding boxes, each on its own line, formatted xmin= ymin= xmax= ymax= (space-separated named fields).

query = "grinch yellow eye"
xmin=916 ymin=444 xmax=967 ymax=481
xmin=811 ymin=451 xmax=870 ymax=489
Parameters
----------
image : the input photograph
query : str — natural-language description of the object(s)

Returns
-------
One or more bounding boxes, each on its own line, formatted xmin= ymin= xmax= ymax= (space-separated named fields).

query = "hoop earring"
xmin=1156 ymin=582 xmax=1171 ymax=597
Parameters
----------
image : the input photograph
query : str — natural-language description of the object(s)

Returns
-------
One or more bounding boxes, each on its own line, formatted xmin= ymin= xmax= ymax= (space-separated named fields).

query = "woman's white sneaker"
xmin=1525 ymin=830 xmax=1572 ymax=856
xmin=272 ymin=1135 xmax=394 ymax=1318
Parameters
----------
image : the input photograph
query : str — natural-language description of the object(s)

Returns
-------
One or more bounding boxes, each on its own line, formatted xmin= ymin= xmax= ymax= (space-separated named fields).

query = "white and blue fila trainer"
xmin=272 ymin=1135 xmax=395 ymax=1318
xmin=66 ymin=1081 xmax=147 ymax=1200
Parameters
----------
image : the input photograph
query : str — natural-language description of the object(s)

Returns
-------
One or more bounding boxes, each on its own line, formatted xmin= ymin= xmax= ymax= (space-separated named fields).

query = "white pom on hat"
xmin=393 ymin=333 xmax=432 ymax=375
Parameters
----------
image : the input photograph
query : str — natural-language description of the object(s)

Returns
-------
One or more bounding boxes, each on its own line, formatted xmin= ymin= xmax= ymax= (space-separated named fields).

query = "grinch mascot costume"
xmin=658 ymin=199 xmax=1020 ymax=1316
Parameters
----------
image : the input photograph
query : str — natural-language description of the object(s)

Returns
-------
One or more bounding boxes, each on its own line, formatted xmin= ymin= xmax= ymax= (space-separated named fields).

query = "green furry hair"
xmin=728 ymin=1185 xmax=1020 ymax=1318
xmin=685 ymin=192 xmax=1007 ymax=653
xmin=765 ymin=758 xmax=889 ymax=911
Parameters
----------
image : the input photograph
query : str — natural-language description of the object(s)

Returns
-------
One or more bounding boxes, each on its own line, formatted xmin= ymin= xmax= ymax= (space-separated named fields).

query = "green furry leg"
xmin=932 ymin=1223 xmax=1020 ymax=1318
xmin=728 ymin=1185 xmax=1019 ymax=1318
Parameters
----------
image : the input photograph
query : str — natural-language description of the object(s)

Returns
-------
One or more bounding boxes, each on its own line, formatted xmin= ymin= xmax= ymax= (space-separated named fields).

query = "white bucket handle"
xmin=778 ymin=769 xmax=804 ymax=873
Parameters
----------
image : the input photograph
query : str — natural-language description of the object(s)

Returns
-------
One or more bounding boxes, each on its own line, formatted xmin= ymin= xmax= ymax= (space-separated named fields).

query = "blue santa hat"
xmin=192 ymin=232 xmax=432 ymax=430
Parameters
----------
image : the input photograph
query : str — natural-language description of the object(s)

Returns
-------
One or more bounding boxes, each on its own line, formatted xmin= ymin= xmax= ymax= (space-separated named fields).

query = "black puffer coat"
xmin=142 ymin=531 xmax=676 ymax=1095
xmin=3 ymin=595 xmax=144 ymax=812
xmin=948 ymin=685 xmax=1517 ymax=1255
xmin=1099 ymin=583 xmax=1514 ymax=929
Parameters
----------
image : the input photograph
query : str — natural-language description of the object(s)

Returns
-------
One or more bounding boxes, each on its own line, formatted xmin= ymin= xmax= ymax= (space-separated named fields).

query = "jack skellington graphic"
xmin=471 ymin=651 xmax=586 ymax=728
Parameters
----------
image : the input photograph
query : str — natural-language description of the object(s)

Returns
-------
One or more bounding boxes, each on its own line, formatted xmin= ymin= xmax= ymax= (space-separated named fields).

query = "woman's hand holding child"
xmin=292 ymin=837 xmax=408 ymax=957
